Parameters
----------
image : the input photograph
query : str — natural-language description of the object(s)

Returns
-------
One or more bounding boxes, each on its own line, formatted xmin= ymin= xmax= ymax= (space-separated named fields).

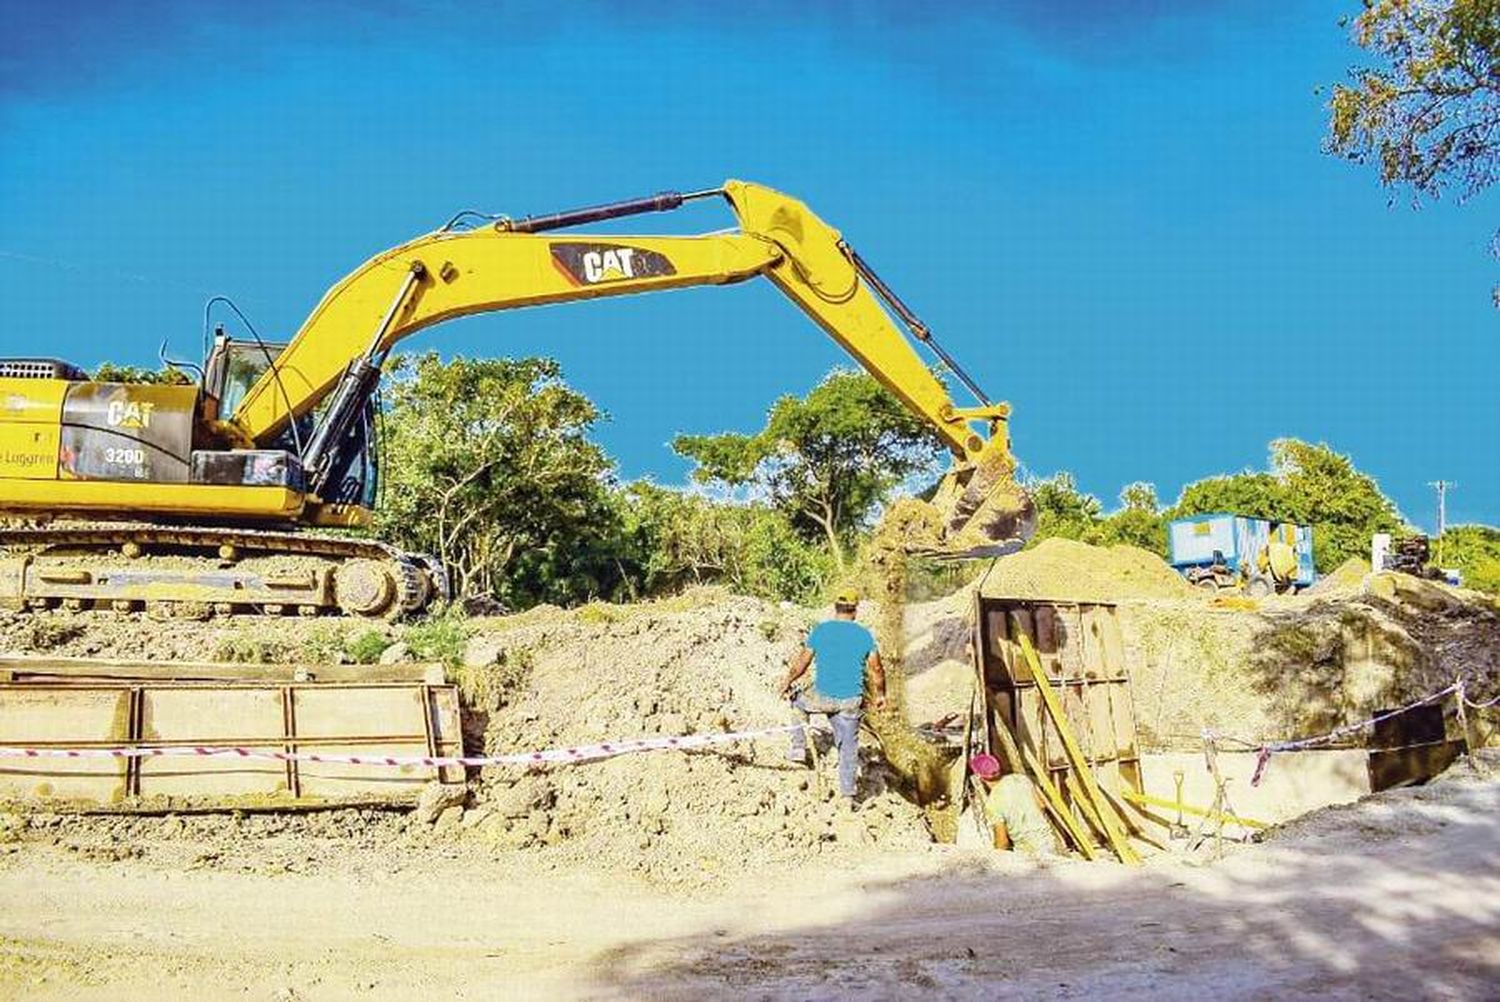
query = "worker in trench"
xmin=968 ymin=753 xmax=1061 ymax=857
xmin=777 ymin=588 xmax=887 ymax=805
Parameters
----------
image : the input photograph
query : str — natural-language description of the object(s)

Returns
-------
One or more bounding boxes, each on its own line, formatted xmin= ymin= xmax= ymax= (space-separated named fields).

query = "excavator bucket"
xmin=878 ymin=440 xmax=1037 ymax=562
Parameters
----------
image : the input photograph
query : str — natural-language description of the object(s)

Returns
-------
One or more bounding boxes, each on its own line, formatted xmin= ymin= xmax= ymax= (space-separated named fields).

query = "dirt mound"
xmin=0 ymin=590 xmax=939 ymax=883
xmin=979 ymin=538 xmax=1194 ymax=602
xmin=1126 ymin=570 xmax=1500 ymax=748
xmin=4 ymin=563 xmax=1493 ymax=883
xmin=456 ymin=590 xmax=934 ymax=882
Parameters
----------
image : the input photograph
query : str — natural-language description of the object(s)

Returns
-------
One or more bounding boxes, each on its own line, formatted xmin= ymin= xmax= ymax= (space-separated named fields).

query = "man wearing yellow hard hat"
xmin=777 ymin=587 xmax=887 ymax=804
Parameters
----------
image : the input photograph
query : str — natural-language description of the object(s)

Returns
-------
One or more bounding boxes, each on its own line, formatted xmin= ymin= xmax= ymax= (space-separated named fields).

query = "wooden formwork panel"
xmin=0 ymin=666 xmax=464 ymax=809
xmin=0 ymin=687 xmax=131 ymax=802
xmin=976 ymin=595 xmax=1144 ymax=840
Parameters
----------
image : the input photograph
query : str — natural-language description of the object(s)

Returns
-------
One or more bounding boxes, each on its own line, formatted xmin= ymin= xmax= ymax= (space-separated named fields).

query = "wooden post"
xmin=1455 ymin=676 xmax=1478 ymax=770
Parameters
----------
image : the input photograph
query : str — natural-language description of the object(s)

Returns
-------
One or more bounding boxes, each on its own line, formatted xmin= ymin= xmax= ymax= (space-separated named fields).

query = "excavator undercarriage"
xmin=0 ymin=522 xmax=447 ymax=618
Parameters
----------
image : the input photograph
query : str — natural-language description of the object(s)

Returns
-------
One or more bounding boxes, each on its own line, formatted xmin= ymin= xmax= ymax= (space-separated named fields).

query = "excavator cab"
xmin=202 ymin=334 xmax=379 ymax=510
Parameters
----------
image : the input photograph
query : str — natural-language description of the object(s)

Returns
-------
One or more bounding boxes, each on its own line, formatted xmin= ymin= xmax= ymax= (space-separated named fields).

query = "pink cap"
xmin=969 ymin=753 xmax=1001 ymax=780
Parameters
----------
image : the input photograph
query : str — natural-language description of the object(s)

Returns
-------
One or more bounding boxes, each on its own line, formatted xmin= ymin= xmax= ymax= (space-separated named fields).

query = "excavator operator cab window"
xmin=206 ymin=338 xmax=282 ymax=422
xmin=203 ymin=336 xmax=379 ymax=508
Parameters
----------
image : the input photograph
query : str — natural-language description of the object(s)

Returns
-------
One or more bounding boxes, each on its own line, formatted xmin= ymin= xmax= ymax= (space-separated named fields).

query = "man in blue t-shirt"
xmin=777 ymin=588 xmax=886 ymax=802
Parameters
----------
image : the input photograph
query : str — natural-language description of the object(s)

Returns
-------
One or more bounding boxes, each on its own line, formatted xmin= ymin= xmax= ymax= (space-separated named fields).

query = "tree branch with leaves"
xmin=673 ymin=370 xmax=944 ymax=572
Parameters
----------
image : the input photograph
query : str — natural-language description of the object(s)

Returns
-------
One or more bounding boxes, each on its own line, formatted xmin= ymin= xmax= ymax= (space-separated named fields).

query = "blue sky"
xmin=1 ymin=1 xmax=1495 ymax=529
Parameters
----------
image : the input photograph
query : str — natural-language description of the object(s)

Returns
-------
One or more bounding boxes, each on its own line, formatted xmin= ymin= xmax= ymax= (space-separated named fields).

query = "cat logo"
xmin=583 ymin=248 xmax=635 ymax=283
xmin=106 ymin=399 xmax=156 ymax=429
xmin=550 ymin=242 xmax=677 ymax=287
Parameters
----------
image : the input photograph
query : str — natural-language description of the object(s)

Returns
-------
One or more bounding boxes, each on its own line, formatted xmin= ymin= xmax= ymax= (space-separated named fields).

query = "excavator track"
xmin=0 ymin=522 xmax=450 ymax=619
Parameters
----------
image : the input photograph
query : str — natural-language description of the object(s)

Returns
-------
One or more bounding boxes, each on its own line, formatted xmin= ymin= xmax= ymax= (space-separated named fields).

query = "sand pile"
xmin=1125 ymin=571 xmax=1500 ymax=748
xmin=1306 ymin=557 xmax=1371 ymax=597
xmin=980 ymin=538 xmax=1194 ymax=602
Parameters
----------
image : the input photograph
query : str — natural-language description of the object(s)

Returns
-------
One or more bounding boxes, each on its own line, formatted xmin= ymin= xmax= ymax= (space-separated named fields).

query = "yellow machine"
xmin=0 ymin=180 xmax=1034 ymax=617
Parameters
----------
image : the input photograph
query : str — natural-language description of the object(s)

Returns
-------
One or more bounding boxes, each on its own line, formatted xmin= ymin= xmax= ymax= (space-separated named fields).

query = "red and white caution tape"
xmin=0 ymin=723 xmax=800 ymax=770
xmin=1250 ymin=681 xmax=1462 ymax=787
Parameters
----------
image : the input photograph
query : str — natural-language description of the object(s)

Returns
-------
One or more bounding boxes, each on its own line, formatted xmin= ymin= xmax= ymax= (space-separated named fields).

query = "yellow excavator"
xmin=0 ymin=180 xmax=1035 ymax=618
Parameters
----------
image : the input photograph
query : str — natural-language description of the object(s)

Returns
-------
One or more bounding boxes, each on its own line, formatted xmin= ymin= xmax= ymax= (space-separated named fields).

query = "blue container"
xmin=1168 ymin=513 xmax=1315 ymax=588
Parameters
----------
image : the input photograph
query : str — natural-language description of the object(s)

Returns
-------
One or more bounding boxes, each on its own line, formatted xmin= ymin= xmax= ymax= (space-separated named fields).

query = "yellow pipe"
xmin=1121 ymin=789 xmax=1269 ymax=830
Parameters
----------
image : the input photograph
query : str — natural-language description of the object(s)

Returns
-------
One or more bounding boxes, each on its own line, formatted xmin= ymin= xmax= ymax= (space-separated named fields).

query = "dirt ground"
xmin=0 ymin=755 xmax=1495 ymax=1000
xmin=1 ymin=544 xmax=1497 ymax=999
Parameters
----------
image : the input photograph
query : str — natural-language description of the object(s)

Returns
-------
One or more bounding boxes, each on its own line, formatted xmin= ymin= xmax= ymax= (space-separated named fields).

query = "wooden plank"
xmin=1034 ymin=606 xmax=1060 ymax=679
xmin=1023 ymin=746 xmax=1097 ymax=860
xmin=1110 ymin=682 xmax=1139 ymax=758
xmin=1080 ymin=607 xmax=1106 ymax=679
xmin=1087 ymin=684 xmax=1116 ymax=761
xmin=0 ymin=656 xmax=445 ymax=685
xmin=1007 ymin=609 xmax=1035 ymax=684
xmin=987 ymin=695 xmax=1026 ymax=776
xmin=0 ymin=679 xmax=463 ymax=810
xmin=1058 ymin=605 xmax=1086 ymax=680
xmin=1038 ymin=692 xmax=1067 ymax=770
xmin=989 ymin=670 xmax=1095 ymax=860
xmin=0 ymin=687 xmax=132 ymax=802
xmin=1064 ymin=683 xmax=1092 ymax=760
xmin=1018 ymin=634 xmax=1141 ymax=865
xmin=984 ymin=603 xmax=1012 ymax=687
xmin=1367 ymin=740 xmax=1464 ymax=792
xmin=1098 ymin=608 xmax=1126 ymax=677
xmin=973 ymin=594 xmax=994 ymax=754
xmin=1063 ymin=770 xmax=1110 ymax=846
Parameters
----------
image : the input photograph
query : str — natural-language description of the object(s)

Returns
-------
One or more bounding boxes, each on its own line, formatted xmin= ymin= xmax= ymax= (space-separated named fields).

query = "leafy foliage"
xmin=376 ymin=352 xmax=619 ymax=606
xmin=614 ymin=483 xmax=830 ymax=603
xmin=1328 ymin=0 xmax=1500 ymax=202
xmin=1026 ymin=475 xmax=1168 ymax=556
xmin=1438 ymin=523 xmax=1500 ymax=591
xmin=675 ymin=370 xmax=943 ymax=571
xmin=404 ymin=610 xmax=472 ymax=668
xmin=90 ymin=362 xmax=192 ymax=385
xmin=1027 ymin=473 xmax=1104 ymax=543
xmin=346 ymin=629 xmax=392 ymax=665
xmin=1098 ymin=482 xmax=1169 ymax=553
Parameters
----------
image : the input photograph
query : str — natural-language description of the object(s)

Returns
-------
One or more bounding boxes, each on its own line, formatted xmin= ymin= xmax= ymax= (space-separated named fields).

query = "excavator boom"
xmin=227 ymin=179 xmax=1034 ymax=554
xmin=233 ymin=182 xmax=996 ymax=460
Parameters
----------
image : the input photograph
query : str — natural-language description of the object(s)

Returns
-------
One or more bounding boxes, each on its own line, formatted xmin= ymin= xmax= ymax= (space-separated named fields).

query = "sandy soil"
xmin=1 ymin=759 xmax=1495 ymax=1001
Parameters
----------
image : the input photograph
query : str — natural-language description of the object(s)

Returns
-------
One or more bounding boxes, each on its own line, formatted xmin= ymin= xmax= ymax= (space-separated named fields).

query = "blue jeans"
xmin=788 ymin=692 xmax=863 ymax=798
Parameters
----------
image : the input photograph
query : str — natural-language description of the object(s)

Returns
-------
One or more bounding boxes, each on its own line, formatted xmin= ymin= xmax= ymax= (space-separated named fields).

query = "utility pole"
xmin=1429 ymin=480 xmax=1454 ymax=565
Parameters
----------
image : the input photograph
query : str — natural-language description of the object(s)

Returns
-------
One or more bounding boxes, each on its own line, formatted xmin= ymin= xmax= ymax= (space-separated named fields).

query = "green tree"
xmin=1328 ymin=0 xmax=1500 ymax=203
xmin=611 ymin=483 xmax=831 ymax=603
xmin=1438 ymin=523 xmax=1500 ymax=592
xmin=673 ymin=369 xmax=943 ymax=571
xmin=1025 ymin=472 xmax=1103 ymax=544
xmin=1095 ymin=482 xmax=1168 ymax=555
xmin=1327 ymin=1 xmax=1500 ymax=298
xmin=376 ymin=352 xmax=619 ymax=606
xmin=1026 ymin=476 xmax=1168 ymax=556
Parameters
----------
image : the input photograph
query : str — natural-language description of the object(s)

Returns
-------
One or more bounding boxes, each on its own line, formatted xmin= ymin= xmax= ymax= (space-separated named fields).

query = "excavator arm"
xmin=227 ymin=180 xmax=1035 ymax=554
